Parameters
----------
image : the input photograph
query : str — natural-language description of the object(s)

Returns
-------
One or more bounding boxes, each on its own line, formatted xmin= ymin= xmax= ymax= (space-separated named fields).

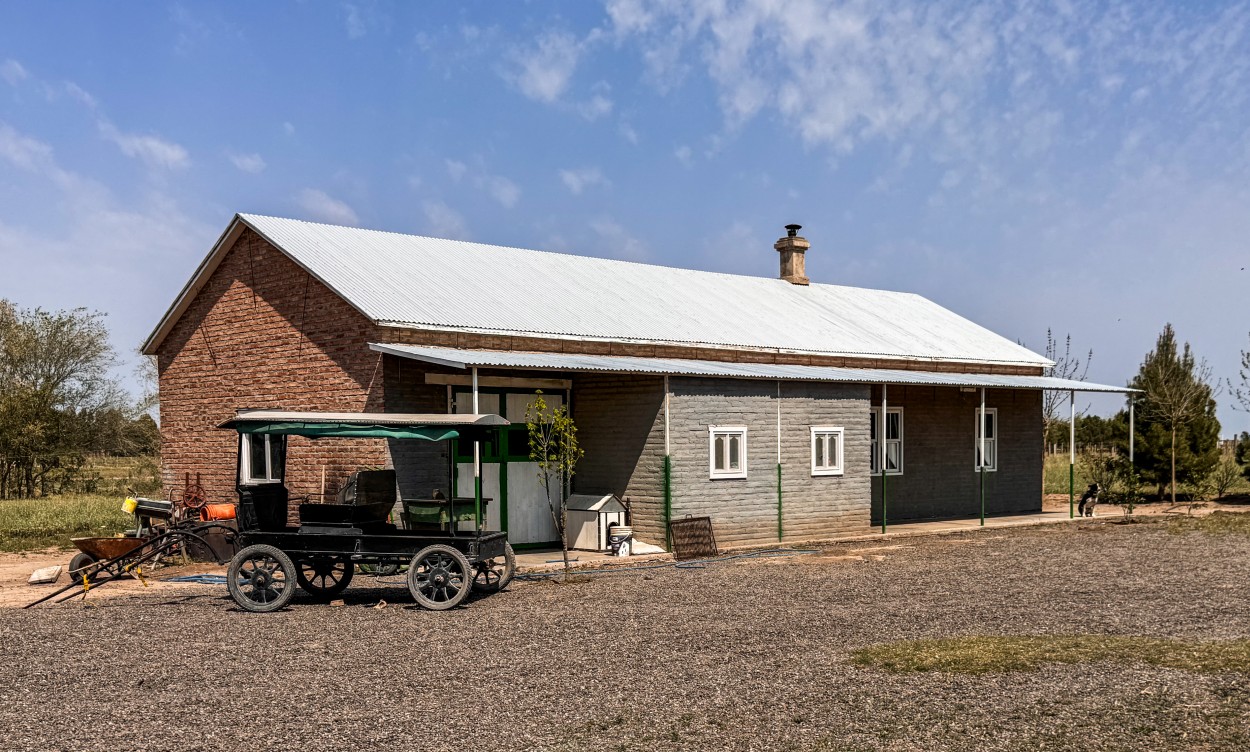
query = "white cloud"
xmin=674 ymin=145 xmax=693 ymax=166
xmin=589 ymin=217 xmax=648 ymax=261
xmin=297 ymin=189 xmax=360 ymax=226
xmin=509 ymin=30 xmax=582 ymax=103
xmin=343 ymin=3 xmax=367 ymax=39
xmin=608 ymin=0 xmax=1250 ymax=169
xmin=445 ymin=159 xmax=467 ymax=182
xmin=98 ymin=121 xmax=190 ymax=170
xmin=228 ymin=152 xmax=266 ymax=174
xmin=559 ymin=167 xmax=609 ymax=195
xmin=1 ymin=59 xmax=28 ymax=86
xmin=283 ymin=121 xmax=296 ymax=136
xmin=577 ymin=93 xmax=614 ymax=121
xmin=619 ymin=122 xmax=639 ymax=144
xmin=0 ymin=122 xmax=54 ymax=171
xmin=422 ymin=199 xmax=469 ymax=239
xmin=484 ymin=175 xmax=520 ymax=208
xmin=63 ymin=82 xmax=97 ymax=109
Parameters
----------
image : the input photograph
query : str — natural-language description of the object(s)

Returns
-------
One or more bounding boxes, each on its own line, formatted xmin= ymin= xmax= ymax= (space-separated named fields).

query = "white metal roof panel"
xmin=239 ymin=214 xmax=1050 ymax=368
xmin=370 ymin=343 xmax=1133 ymax=393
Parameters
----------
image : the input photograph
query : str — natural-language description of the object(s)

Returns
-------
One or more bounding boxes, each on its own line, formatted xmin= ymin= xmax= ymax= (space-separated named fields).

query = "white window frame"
xmin=241 ymin=433 xmax=285 ymax=485
xmin=810 ymin=426 xmax=845 ymax=476
xmin=869 ymin=407 xmax=904 ymax=476
xmin=975 ymin=407 xmax=998 ymax=472
xmin=708 ymin=426 xmax=748 ymax=480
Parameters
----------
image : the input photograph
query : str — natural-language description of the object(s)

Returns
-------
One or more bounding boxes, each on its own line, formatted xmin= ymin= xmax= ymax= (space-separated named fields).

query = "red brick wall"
xmin=156 ymin=229 xmax=388 ymax=509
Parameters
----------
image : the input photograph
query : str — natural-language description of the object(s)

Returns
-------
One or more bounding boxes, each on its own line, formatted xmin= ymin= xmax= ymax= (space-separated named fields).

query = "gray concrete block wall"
xmin=667 ymin=377 xmax=872 ymax=547
xmin=570 ymin=374 xmax=667 ymax=545
xmin=869 ymin=386 xmax=1042 ymax=520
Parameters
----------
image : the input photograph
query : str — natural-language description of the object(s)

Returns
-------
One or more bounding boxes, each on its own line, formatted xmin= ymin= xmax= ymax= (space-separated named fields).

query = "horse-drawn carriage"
xmin=219 ymin=409 xmax=515 ymax=612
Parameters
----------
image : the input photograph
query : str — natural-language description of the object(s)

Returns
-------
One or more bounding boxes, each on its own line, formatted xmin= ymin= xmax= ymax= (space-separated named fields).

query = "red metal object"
xmin=70 ymin=536 xmax=148 ymax=560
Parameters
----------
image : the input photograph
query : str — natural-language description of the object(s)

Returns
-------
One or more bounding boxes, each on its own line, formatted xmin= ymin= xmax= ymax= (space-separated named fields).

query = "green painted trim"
xmin=663 ymin=454 xmax=673 ymax=552
xmin=499 ymin=457 xmax=509 ymax=535
xmin=1069 ymin=463 xmax=1075 ymax=519
xmin=979 ymin=467 xmax=985 ymax=526
xmin=776 ymin=463 xmax=783 ymax=542
xmin=881 ymin=472 xmax=888 ymax=534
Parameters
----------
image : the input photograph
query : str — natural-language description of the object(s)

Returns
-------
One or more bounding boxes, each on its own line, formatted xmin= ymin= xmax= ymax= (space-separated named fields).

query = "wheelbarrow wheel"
xmin=68 ymin=552 xmax=97 ymax=585
xmin=407 ymin=544 xmax=472 ymax=611
xmin=472 ymin=542 xmax=515 ymax=594
xmin=228 ymin=544 xmax=297 ymax=613
xmin=295 ymin=556 xmax=354 ymax=598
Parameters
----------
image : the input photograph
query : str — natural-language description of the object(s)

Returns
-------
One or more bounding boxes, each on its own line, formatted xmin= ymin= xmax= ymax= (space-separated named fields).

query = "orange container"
xmin=201 ymin=503 xmax=237 ymax=521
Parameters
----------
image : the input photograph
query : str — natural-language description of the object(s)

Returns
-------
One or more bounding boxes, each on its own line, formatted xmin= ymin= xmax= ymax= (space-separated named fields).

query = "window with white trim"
xmin=708 ymin=426 xmax=748 ymax=479
xmin=975 ymin=407 xmax=998 ymax=472
xmin=810 ymin=427 xmax=845 ymax=476
xmin=241 ymin=434 xmax=286 ymax=484
xmin=869 ymin=407 xmax=903 ymax=476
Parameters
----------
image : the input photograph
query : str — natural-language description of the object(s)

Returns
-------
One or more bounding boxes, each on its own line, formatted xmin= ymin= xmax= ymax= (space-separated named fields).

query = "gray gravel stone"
xmin=2 ymin=519 xmax=1248 ymax=751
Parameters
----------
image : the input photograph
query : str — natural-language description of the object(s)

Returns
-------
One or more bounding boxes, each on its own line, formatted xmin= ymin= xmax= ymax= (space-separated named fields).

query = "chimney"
xmin=774 ymin=223 xmax=810 ymax=285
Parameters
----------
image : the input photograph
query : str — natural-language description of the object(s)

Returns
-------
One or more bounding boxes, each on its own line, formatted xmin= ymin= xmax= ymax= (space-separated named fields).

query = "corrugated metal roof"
xmin=369 ymin=343 xmax=1134 ymax=393
xmin=238 ymin=214 xmax=1051 ymax=368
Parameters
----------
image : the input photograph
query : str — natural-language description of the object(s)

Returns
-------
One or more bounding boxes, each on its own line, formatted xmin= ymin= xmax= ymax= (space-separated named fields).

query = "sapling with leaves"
xmin=525 ymin=390 xmax=584 ymax=572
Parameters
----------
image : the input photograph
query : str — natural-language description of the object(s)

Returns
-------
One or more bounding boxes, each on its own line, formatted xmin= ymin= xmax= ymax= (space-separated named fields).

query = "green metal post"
xmin=980 ymin=469 xmax=985 ymax=526
xmin=882 ymin=473 xmax=888 ymax=534
xmin=662 ymin=454 xmax=673 ymax=551
xmin=776 ymin=463 xmax=783 ymax=542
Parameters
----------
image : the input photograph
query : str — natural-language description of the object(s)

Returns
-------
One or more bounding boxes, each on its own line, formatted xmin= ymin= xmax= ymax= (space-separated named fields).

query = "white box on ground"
xmin=28 ymin=565 xmax=62 ymax=585
xmin=564 ymin=494 xmax=627 ymax=551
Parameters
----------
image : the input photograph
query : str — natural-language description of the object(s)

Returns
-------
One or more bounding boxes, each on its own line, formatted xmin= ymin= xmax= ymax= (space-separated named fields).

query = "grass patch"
xmin=0 ymin=495 xmax=132 ymax=552
xmin=1165 ymin=510 xmax=1250 ymax=536
xmin=851 ymin=635 xmax=1250 ymax=675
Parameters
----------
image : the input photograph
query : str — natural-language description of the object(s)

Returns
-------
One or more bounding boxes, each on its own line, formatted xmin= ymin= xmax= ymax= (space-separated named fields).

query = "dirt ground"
xmin=3 ymin=515 xmax=1250 ymax=751
xmin=0 ymin=547 xmax=223 ymax=608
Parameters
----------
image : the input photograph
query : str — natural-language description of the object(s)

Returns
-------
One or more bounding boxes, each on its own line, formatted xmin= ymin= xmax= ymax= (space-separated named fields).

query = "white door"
xmin=505 ymin=391 xmax=565 ymax=545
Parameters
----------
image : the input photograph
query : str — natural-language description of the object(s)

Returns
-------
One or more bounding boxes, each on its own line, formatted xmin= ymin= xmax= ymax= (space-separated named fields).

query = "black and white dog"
xmin=1078 ymin=482 xmax=1100 ymax=517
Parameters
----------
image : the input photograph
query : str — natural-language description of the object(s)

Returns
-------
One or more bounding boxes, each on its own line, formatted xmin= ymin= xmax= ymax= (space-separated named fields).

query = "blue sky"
xmin=1 ymin=1 xmax=1247 ymax=433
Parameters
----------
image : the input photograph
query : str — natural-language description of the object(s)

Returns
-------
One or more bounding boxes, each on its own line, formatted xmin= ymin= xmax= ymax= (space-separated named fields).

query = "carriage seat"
xmin=298 ymin=469 xmax=397 ymax=533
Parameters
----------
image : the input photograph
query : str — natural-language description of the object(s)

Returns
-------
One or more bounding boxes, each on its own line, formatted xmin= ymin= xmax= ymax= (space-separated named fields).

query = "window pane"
xmin=886 ymin=442 xmax=900 ymax=471
xmin=869 ymin=413 xmax=877 ymax=440
xmin=248 ymin=436 xmax=267 ymax=481
xmin=728 ymin=435 xmax=740 ymax=469
xmin=815 ymin=435 xmax=826 ymax=467
xmin=269 ymin=435 xmax=285 ymax=480
xmin=714 ymin=435 xmax=725 ymax=470
xmin=870 ymin=440 xmax=879 ymax=472
xmin=887 ymin=412 xmax=901 ymax=441
xmin=986 ymin=413 xmax=996 ymax=439
xmin=830 ymin=434 xmax=839 ymax=468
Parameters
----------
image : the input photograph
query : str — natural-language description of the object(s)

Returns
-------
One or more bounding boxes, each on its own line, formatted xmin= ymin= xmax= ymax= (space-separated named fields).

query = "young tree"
xmin=525 ymin=391 xmax=584 ymax=572
xmin=1129 ymin=324 xmax=1220 ymax=505
xmin=1035 ymin=330 xmax=1092 ymax=453
xmin=1209 ymin=447 xmax=1242 ymax=500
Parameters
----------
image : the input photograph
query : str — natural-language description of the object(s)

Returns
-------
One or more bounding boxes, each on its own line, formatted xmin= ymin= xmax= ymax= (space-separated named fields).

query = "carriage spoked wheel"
xmin=227 ymin=544 xmax=297 ymax=613
xmin=295 ymin=555 xmax=354 ymax=598
xmin=407 ymin=544 xmax=472 ymax=610
xmin=472 ymin=542 xmax=515 ymax=594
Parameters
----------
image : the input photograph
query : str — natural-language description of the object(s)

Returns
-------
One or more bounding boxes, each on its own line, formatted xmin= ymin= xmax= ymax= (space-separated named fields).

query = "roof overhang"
xmin=370 ymin=343 xmax=1137 ymax=394
xmin=218 ymin=409 xmax=508 ymax=429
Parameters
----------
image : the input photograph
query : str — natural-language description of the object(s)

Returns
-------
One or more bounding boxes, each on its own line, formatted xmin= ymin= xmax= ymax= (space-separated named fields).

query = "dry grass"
xmin=1165 ymin=510 xmax=1250 ymax=536
xmin=0 ymin=494 xmax=132 ymax=552
xmin=851 ymin=635 xmax=1250 ymax=675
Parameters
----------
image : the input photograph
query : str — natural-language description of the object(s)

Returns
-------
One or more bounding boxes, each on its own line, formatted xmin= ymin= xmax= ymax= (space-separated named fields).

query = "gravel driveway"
xmin=3 ymin=518 xmax=1248 ymax=751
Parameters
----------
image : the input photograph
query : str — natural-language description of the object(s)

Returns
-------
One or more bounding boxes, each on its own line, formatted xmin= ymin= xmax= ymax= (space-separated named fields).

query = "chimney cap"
xmin=785 ymin=223 xmax=802 ymax=237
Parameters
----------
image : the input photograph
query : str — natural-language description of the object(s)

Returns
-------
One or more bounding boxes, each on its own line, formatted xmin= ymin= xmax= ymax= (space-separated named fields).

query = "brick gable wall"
xmin=156 ymin=228 xmax=388 ymax=509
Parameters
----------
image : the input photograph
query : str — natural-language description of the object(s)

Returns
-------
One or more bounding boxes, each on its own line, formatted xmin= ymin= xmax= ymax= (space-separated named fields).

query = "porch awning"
xmin=218 ymin=409 xmax=508 ymax=440
xmin=369 ymin=343 xmax=1136 ymax=393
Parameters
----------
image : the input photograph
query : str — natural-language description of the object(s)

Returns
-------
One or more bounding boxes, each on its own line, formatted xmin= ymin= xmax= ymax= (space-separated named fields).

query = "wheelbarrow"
xmin=67 ymin=536 xmax=150 ymax=585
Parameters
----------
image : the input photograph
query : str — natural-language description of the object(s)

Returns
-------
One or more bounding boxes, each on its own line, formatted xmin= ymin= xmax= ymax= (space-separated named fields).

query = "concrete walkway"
xmin=514 ymin=510 xmax=1089 ymax=573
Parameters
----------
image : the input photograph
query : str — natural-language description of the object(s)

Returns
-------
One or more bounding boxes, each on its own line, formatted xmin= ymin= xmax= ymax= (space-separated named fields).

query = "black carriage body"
xmin=219 ymin=409 xmax=514 ymax=610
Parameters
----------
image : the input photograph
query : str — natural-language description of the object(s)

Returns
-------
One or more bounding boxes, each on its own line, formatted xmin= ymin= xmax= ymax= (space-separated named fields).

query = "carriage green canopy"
xmin=218 ymin=410 xmax=508 ymax=441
